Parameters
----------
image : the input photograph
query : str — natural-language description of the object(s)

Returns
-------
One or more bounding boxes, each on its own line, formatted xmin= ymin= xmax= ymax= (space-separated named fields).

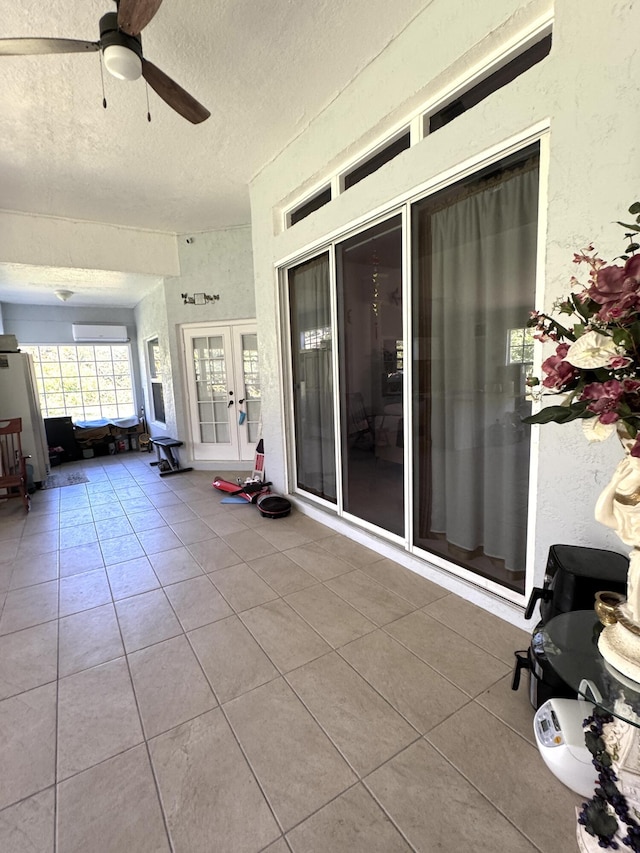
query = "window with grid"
xmin=23 ymin=344 xmax=135 ymax=421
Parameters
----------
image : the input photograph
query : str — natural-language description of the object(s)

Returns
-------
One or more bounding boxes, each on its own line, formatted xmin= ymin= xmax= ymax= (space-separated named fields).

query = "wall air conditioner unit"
xmin=71 ymin=324 xmax=129 ymax=343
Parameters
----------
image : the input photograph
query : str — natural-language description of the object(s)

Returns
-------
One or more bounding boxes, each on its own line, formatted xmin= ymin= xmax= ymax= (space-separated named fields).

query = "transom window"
xmin=23 ymin=344 xmax=135 ymax=421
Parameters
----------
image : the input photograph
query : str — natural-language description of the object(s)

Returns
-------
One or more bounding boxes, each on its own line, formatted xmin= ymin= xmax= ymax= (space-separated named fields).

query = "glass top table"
xmin=541 ymin=610 xmax=640 ymax=728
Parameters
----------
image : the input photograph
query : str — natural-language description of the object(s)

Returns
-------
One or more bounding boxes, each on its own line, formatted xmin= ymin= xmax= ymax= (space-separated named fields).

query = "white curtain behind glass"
xmin=289 ymin=255 xmax=336 ymax=501
xmin=427 ymin=166 xmax=537 ymax=573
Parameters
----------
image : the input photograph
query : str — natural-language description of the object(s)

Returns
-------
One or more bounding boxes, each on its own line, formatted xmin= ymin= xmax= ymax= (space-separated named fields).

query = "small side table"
xmin=149 ymin=436 xmax=193 ymax=477
xmin=542 ymin=611 xmax=640 ymax=850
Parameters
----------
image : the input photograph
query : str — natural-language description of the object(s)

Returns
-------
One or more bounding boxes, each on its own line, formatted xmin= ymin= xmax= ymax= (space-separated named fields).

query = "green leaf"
xmin=613 ymin=328 xmax=632 ymax=348
xmin=629 ymin=202 xmax=640 ymax=214
xmin=573 ymin=323 xmax=585 ymax=338
xmin=616 ymin=220 xmax=640 ymax=232
xmin=627 ymin=243 xmax=640 ymax=252
xmin=522 ymin=402 xmax=590 ymax=425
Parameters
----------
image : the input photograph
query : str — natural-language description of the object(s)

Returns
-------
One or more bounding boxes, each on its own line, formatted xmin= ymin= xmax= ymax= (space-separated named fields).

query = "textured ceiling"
xmin=0 ymin=0 xmax=432 ymax=306
xmin=1 ymin=1 xmax=431 ymax=231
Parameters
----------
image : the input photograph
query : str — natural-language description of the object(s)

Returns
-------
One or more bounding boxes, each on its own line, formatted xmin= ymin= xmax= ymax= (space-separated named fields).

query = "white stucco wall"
xmin=249 ymin=0 xmax=640 ymax=625
xmin=135 ymin=226 xmax=256 ymax=461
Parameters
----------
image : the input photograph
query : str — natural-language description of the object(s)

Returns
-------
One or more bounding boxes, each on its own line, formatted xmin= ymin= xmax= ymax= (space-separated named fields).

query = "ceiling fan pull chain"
xmin=145 ymin=80 xmax=151 ymax=122
xmin=99 ymin=52 xmax=107 ymax=109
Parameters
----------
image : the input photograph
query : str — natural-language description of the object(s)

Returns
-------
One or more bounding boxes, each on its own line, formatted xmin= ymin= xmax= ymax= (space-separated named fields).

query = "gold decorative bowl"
xmin=595 ymin=590 xmax=626 ymax=626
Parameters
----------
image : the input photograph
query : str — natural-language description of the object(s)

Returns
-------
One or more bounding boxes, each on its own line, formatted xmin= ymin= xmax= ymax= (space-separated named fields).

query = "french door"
xmin=183 ymin=322 xmax=261 ymax=462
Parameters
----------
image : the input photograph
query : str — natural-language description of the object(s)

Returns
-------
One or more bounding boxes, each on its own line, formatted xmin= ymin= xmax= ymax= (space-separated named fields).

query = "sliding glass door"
xmin=288 ymin=254 xmax=336 ymax=502
xmin=336 ymin=216 xmax=404 ymax=536
xmin=284 ymin=142 xmax=540 ymax=595
xmin=411 ymin=145 xmax=539 ymax=592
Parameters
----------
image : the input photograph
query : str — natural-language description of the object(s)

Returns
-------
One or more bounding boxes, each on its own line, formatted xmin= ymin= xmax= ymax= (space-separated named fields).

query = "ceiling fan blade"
xmin=117 ymin=0 xmax=163 ymax=36
xmin=142 ymin=59 xmax=210 ymax=124
xmin=0 ymin=38 xmax=99 ymax=56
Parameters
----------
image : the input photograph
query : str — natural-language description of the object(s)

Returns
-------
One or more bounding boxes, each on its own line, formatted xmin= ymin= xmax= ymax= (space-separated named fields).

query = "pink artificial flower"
xmin=541 ymin=346 xmax=579 ymax=391
xmin=609 ymin=355 xmax=633 ymax=370
xmin=631 ymin=436 xmax=640 ymax=459
xmin=579 ymin=380 xmax=623 ymax=423
xmin=587 ymin=254 xmax=640 ymax=321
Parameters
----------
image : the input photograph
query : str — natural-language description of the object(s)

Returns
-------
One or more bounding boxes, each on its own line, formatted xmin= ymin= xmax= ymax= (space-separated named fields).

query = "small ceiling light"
xmin=103 ymin=44 xmax=142 ymax=81
xmin=54 ymin=289 xmax=74 ymax=302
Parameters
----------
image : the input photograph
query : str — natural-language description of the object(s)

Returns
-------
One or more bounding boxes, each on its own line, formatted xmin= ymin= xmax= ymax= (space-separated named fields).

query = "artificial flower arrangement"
xmin=524 ymin=202 xmax=640 ymax=450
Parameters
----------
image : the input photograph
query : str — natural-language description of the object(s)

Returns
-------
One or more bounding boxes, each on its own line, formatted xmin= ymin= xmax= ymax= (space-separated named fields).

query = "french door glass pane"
xmin=192 ymin=334 xmax=230 ymax=445
xmin=336 ymin=215 xmax=404 ymax=536
xmin=411 ymin=145 xmax=539 ymax=593
xmin=288 ymin=254 xmax=336 ymax=502
xmin=241 ymin=333 xmax=262 ymax=443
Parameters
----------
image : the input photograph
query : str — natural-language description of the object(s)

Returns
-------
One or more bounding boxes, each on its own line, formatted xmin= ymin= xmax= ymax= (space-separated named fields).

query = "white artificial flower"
xmin=565 ymin=331 xmax=619 ymax=369
xmin=582 ymin=417 xmax=616 ymax=442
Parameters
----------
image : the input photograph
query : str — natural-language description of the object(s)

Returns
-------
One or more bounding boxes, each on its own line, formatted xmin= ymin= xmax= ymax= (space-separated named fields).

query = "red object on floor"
xmin=212 ymin=477 xmax=271 ymax=503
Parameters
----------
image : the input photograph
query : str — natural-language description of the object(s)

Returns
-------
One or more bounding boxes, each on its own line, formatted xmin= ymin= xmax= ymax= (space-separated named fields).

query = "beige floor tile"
xmin=316 ymin=535 xmax=385 ymax=568
xmin=286 ymin=783 xmax=410 ymax=853
xmin=286 ymin=652 xmax=417 ymax=775
xmin=57 ymin=657 xmax=143 ymax=780
xmin=169 ymin=518 xmax=216 ymax=545
xmin=115 ymin=588 xmax=182 ymax=653
xmin=9 ymin=553 xmax=58 ymax=590
xmin=129 ymin=635 xmax=216 ymax=737
xmin=90 ymin=502 xmax=126 ymax=520
xmin=0 ymin=787 xmax=54 ymax=853
xmin=211 ymin=563 xmax=278 ymax=612
xmin=147 ymin=491 xmax=185 ymax=509
xmin=286 ymin=515 xmax=335 ymax=541
xmin=120 ymin=496 xmax=155 ymax=515
xmin=0 ymin=621 xmax=58 ymax=700
xmin=366 ymin=738 xmax=538 ymax=853
xmin=59 ymin=523 xmax=96 ymax=551
xmin=59 ymin=542 xmax=105 ymax=577
xmin=0 ymin=580 xmax=58 ymax=636
xmin=137 ymin=526 xmax=183 ymax=555
xmin=150 ymin=709 xmax=280 ymax=852
xmin=148 ymin=546 xmax=204 ymax=585
xmin=326 ymin=571 xmax=414 ymax=626
xmin=94 ymin=516 xmax=134 ymax=541
xmin=99 ymin=534 xmax=145 ymax=566
xmin=263 ymin=840 xmax=289 ymax=853
xmin=424 ymin=594 xmax=530 ymax=665
xmin=15 ymin=535 xmax=59 ymax=561
xmin=187 ymin=538 xmax=242 ymax=572
xmin=0 ymin=562 xmax=14 ymax=593
xmin=249 ymin=552 xmax=317 ymax=595
xmin=59 ymin=507 xmax=93 ymax=528
xmin=157 ymin=502 xmax=198 ymax=524
xmin=87 ymin=489 xmax=118 ymax=506
xmin=59 ymin=569 xmax=112 ymax=618
xmin=241 ymin=599 xmax=331 ymax=672
xmin=163 ymin=575 xmax=232 ymax=631
xmin=426 ymin=702 xmax=581 ymax=853
xmin=127 ymin=508 xmax=166 ymax=532
xmin=225 ymin=678 xmax=356 ymax=830
xmin=476 ymin=674 xmax=537 ymax=746
xmin=22 ymin=513 xmax=59 ymax=534
xmin=359 ymin=558 xmax=447 ymax=607
xmin=284 ymin=582 xmax=377 ymax=650
xmin=339 ymin=630 xmax=469 ymax=733
xmin=106 ymin=556 xmax=160 ymax=600
xmin=284 ymin=542 xmax=356 ymax=581
xmin=57 ymin=745 xmax=170 ymax=853
xmin=385 ymin=610 xmax=510 ymax=697
xmin=189 ymin=615 xmax=279 ymax=704
xmin=0 ymin=683 xmax=56 ymax=810
xmin=252 ymin=521 xmax=311 ymax=551
xmin=0 ymin=538 xmax=20 ymax=566
xmin=221 ymin=529 xmax=278 ymax=561
xmin=58 ymin=603 xmax=125 ymax=678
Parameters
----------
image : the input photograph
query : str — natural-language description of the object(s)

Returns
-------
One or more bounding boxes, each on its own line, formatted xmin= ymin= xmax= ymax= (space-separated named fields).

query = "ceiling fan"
xmin=0 ymin=0 xmax=210 ymax=124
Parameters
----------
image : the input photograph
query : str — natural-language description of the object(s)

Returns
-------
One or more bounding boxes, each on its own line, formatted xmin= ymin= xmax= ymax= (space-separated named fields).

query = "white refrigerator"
xmin=0 ymin=352 xmax=49 ymax=485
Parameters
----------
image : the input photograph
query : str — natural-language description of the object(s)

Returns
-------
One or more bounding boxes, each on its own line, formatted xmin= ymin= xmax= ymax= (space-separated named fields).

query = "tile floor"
xmin=0 ymin=454 xmax=581 ymax=852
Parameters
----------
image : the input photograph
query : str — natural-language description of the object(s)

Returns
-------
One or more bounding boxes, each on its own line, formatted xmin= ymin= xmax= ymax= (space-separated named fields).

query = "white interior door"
xmin=183 ymin=323 xmax=260 ymax=462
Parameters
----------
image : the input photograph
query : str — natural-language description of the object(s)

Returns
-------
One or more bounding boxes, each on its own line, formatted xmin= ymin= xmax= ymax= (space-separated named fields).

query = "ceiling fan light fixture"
xmin=103 ymin=44 xmax=142 ymax=81
xmin=54 ymin=289 xmax=74 ymax=302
